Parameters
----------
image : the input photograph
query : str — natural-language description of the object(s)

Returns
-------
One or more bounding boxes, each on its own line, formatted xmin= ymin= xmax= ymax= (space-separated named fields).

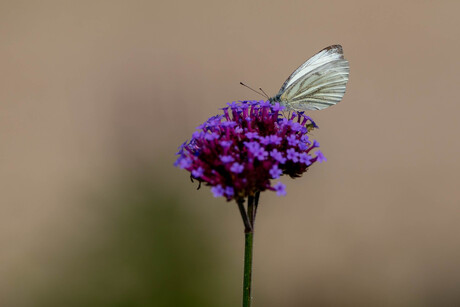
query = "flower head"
xmin=175 ymin=100 xmax=325 ymax=201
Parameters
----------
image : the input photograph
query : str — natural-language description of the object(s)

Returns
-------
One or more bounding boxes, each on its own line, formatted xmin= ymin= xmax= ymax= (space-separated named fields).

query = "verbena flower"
xmin=175 ymin=100 xmax=325 ymax=201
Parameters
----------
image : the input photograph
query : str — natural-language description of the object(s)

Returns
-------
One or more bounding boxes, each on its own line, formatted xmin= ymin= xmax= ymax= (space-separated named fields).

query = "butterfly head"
xmin=268 ymin=94 xmax=281 ymax=104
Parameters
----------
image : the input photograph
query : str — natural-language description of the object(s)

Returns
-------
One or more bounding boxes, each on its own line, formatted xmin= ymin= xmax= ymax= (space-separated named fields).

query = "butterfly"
xmin=267 ymin=45 xmax=349 ymax=111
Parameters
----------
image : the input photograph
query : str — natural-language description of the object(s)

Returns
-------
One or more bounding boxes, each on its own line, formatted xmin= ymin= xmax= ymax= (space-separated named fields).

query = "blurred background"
xmin=1 ymin=1 xmax=460 ymax=306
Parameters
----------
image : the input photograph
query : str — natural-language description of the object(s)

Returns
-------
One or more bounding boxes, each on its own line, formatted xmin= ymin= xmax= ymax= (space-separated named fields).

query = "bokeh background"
xmin=1 ymin=1 xmax=460 ymax=306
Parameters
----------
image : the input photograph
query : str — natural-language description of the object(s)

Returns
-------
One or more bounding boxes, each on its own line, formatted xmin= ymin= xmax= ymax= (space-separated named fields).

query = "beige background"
xmin=1 ymin=1 xmax=460 ymax=306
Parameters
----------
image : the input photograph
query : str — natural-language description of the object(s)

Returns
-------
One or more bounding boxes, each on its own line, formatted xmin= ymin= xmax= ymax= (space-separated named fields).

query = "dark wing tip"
xmin=323 ymin=44 xmax=343 ymax=54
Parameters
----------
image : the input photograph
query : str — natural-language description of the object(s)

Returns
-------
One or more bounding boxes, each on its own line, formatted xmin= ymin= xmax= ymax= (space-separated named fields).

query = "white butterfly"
xmin=269 ymin=45 xmax=349 ymax=111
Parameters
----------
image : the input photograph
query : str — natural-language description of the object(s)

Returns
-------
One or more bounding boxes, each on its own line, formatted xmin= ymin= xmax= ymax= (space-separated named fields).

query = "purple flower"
xmin=269 ymin=165 xmax=282 ymax=179
xmin=274 ymin=182 xmax=286 ymax=196
xmin=222 ymin=121 xmax=237 ymax=128
xmin=312 ymin=140 xmax=320 ymax=148
xmin=254 ymin=147 xmax=269 ymax=160
xmin=315 ymin=150 xmax=327 ymax=163
xmin=220 ymin=140 xmax=232 ymax=148
xmin=245 ymin=131 xmax=259 ymax=139
xmin=259 ymin=136 xmax=271 ymax=145
xmin=298 ymin=153 xmax=312 ymax=165
xmin=287 ymin=135 xmax=299 ymax=146
xmin=227 ymin=101 xmax=239 ymax=109
xmin=280 ymin=118 xmax=290 ymax=127
xmin=244 ymin=141 xmax=260 ymax=153
xmin=230 ymin=162 xmax=244 ymax=174
xmin=225 ymin=186 xmax=234 ymax=197
xmin=176 ymin=141 xmax=187 ymax=156
xmin=205 ymin=132 xmax=219 ymax=141
xmin=286 ymin=148 xmax=299 ymax=162
xmin=178 ymin=157 xmax=193 ymax=169
xmin=269 ymin=135 xmax=282 ymax=145
xmin=272 ymin=102 xmax=285 ymax=112
xmin=260 ymin=101 xmax=271 ymax=107
xmin=301 ymin=135 xmax=310 ymax=144
xmin=173 ymin=157 xmax=182 ymax=167
xmin=192 ymin=131 xmax=203 ymax=139
xmin=192 ymin=166 xmax=204 ymax=178
xmin=197 ymin=122 xmax=207 ymax=130
xmin=220 ymin=155 xmax=235 ymax=163
xmin=205 ymin=116 xmax=223 ymax=128
xmin=244 ymin=141 xmax=268 ymax=160
xmin=270 ymin=149 xmax=287 ymax=164
xmin=211 ymin=185 xmax=225 ymax=197
xmin=240 ymin=102 xmax=250 ymax=110
xmin=175 ymin=100 xmax=324 ymax=200
xmin=290 ymin=122 xmax=302 ymax=132
xmin=298 ymin=142 xmax=308 ymax=151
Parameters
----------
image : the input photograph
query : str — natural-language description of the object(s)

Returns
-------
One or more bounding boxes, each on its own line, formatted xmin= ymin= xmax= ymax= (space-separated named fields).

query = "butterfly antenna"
xmin=259 ymin=88 xmax=270 ymax=99
xmin=240 ymin=82 xmax=266 ymax=98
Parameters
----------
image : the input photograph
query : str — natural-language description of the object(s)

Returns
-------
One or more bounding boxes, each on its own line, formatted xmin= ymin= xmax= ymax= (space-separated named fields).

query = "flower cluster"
xmin=175 ymin=100 xmax=326 ymax=201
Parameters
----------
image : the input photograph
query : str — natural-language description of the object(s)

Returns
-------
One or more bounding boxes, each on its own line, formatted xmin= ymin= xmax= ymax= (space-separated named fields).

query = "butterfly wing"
xmin=278 ymin=45 xmax=349 ymax=111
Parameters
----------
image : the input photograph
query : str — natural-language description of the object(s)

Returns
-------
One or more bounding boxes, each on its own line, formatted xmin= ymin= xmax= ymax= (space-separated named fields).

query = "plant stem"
xmin=247 ymin=195 xmax=255 ymax=226
xmin=239 ymin=192 xmax=260 ymax=307
xmin=237 ymin=198 xmax=252 ymax=233
xmin=254 ymin=191 xmax=260 ymax=219
xmin=243 ymin=229 xmax=254 ymax=307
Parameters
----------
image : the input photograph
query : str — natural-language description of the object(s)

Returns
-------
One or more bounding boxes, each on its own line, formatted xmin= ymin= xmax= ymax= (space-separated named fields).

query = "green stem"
xmin=243 ymin=229 xmax=254 ymax=307
xmin=243 ymin=192 xmax=260 ymax=307
xmin=239 ymin=192 xmax=260 ymax=307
